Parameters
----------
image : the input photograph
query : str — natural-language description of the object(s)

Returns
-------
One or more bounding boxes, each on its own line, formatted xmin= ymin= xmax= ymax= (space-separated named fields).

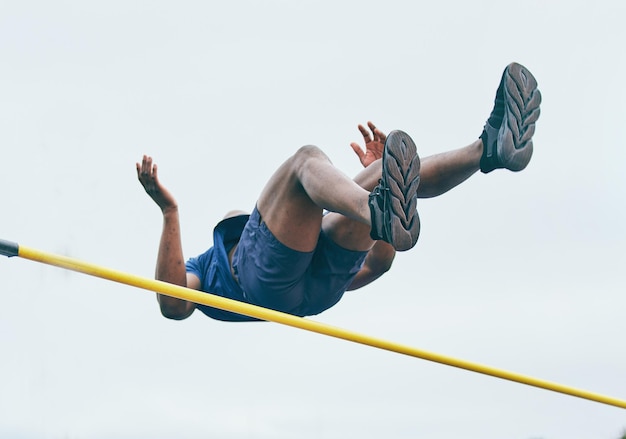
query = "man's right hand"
xmin=136 ymin=155 xmax=178 ymax=214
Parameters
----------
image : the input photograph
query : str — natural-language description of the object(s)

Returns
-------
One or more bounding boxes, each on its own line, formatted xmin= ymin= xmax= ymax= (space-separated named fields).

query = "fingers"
xmin=357 ymin=123 xmax=372 ymax=143
xmin=143 ymin=155 xmax=153 ymax=175
xmin=357 ymin=121 xmax=386 ymax=144
xmin=367 ymin=121 xmax=386 ymax=143
xmin=350 ymin=141 xmax=366 ymax=158
xmin=137 ymin=155 xmax=155 ymax=177
xmin=137 ymin=155 xmax=160 ymax=191
xmin=350 ymin=142 xmax=367 ymax=167
xmin=377 ymin=131 xmax=386 ymax=144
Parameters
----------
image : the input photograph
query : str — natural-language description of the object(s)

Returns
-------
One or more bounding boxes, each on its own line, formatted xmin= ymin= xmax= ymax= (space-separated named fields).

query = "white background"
xmin=1 ymin=1 xmax=625 ymax=438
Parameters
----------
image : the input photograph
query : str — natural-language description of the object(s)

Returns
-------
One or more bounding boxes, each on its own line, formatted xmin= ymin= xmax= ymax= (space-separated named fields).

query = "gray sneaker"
xmin=368 ymin=130 xmax=420 ymax=251
xmin=480 ymin=62 xmax=542 ymax=173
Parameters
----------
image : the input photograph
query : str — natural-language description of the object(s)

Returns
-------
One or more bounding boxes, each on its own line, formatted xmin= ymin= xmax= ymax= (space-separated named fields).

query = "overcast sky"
xmin=1 ymin=1 xmax=626 ymax=438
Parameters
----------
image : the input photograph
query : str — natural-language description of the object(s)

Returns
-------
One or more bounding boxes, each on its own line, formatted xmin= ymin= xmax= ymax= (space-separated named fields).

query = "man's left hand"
xmin=350 ymin=121 xmax=387 ymax=168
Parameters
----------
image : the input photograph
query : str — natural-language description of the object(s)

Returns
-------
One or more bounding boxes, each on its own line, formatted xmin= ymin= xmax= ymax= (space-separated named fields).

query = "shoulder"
xmin=215 ymin=211 xmax=250 ymax=242
xmin=186 ymin=246 xmax=214 ymax=270
xmin=223 ymin=210 xmax=248 ymax=219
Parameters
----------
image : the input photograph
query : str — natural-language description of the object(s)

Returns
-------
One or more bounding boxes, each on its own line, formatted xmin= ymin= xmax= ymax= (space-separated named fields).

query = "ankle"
xmin=472 ymin=138 xmax=484 ymax=164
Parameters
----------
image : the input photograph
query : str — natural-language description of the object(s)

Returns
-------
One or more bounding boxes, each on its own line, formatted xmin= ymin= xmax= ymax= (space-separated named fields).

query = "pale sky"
xmin=1 ymin=1 xmax=625 ymax=438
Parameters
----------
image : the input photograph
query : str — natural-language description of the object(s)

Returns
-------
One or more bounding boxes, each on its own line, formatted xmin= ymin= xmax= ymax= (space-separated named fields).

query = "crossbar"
xmin=2 ymin=238 xmax=625 ymax=409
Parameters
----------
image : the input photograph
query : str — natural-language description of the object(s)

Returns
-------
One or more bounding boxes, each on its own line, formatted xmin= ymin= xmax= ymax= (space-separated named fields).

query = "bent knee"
xmin=292 ymin=144 xmax=328 ymax=164
xmin=289 ymin=145 xmax=332 ymax=176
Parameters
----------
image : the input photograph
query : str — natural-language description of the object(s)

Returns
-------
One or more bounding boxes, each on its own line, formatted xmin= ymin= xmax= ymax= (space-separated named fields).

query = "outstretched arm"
xmin=137 ymin=155 xmax=196 ymax=320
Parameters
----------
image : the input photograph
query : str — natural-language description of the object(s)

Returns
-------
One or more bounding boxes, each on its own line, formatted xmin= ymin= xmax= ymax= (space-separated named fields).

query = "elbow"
xmin=369 ymin=251 xmax=395 ymax=276
xmin=375 ymin=258 xmax=394 ymax=275
xmin=160 ymin=307 xmax=191 ymax=320
xmin=158 ymin=295 xmax=194 ymax=320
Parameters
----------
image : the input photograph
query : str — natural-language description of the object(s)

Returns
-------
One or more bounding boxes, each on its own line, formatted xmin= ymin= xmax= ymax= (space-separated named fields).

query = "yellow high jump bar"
xmin=1 ymin=238 xmax=625 ymax=410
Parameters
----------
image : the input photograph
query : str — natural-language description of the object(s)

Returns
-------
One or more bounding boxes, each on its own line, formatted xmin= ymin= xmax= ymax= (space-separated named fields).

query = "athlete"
xmin=137 ymin=62 xmax=541 ymax=321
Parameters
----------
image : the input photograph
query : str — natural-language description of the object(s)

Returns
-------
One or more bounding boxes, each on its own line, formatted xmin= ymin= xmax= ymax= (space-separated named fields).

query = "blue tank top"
xmin=185 ymin=214 xmax=261 ymax=322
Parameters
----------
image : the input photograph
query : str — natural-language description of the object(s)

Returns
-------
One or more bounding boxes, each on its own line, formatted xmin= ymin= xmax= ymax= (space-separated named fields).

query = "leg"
xmin=236 ymin=145 xmax=382 ymax=314
xmin=323 ymin=138 xmax=483 ymax=250
xmin=256 ymin=144 xmax=372 ymax=252
xmin=258 ymin=130 xmax=421 ymax=253
xmin=321 ymin=137 xmax=485 ymax=290
xmin=325 ymin=63 xmax=541 ymax=277
xmin=418 ymin=139 xmax=482 ymax=198
xmin=322 ymin=160 xmax=384 ymax=251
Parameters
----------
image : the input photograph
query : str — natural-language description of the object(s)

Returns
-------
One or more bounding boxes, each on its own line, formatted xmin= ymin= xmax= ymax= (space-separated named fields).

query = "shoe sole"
xmin=499 ymin=62 xmax=542 ymax=171
xmin=382 ymin=130 xmax=421 ymax=251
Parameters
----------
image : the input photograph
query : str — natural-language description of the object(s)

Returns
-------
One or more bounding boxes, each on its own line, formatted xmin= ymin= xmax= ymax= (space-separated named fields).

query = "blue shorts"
xmin=232 ymin=207 xmax=368 ymax=316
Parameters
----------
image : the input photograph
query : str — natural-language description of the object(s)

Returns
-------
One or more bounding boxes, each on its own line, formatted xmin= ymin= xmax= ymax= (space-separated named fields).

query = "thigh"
xmin=256 ymin=146 xmax=326 ymax=252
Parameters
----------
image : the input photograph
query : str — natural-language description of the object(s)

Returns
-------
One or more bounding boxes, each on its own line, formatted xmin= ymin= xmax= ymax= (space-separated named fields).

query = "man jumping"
xmin=137 ymin=62 xmax=541 ymax=322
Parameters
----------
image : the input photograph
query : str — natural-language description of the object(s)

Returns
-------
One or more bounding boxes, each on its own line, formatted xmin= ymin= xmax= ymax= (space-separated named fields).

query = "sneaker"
xmin=480 ymin=62 xmax=542 ymax=173
xmin=368 ymin=130 xmax=420 ymax=251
